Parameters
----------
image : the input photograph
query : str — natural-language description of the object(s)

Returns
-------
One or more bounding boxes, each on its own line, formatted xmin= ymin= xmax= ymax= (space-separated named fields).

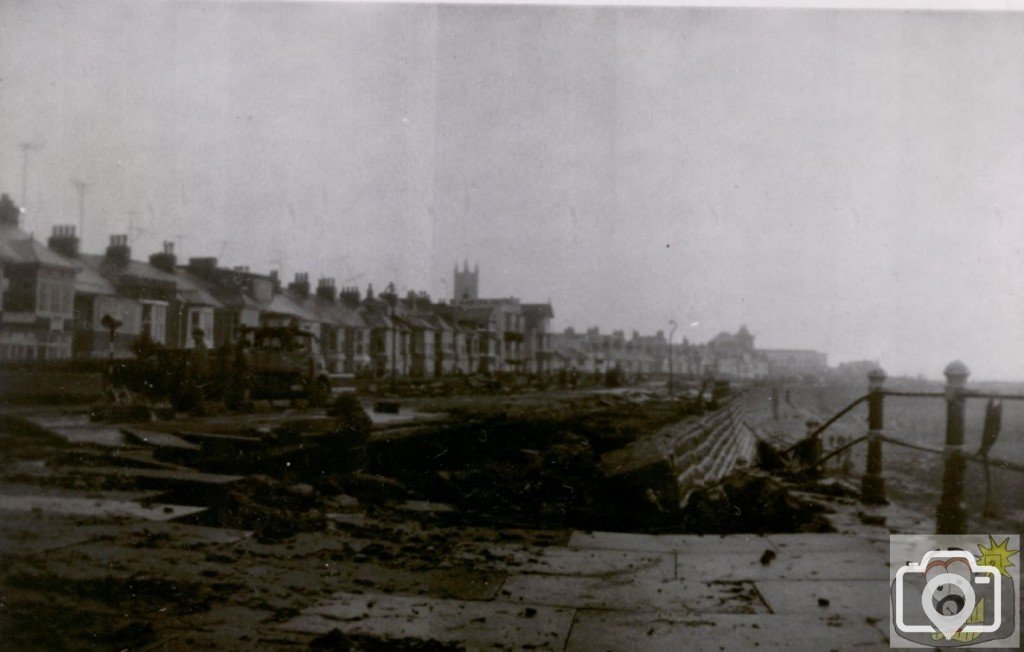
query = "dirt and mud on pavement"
xmin=0 ymin=384 xmax=892 ymax=649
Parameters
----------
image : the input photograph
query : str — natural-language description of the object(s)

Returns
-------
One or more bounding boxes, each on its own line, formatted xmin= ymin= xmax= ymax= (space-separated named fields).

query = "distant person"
xmin=191 ymin=327 xmax=209 ymax=375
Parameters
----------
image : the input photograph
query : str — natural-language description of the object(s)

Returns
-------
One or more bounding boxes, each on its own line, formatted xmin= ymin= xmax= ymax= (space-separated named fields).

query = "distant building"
xmin=453 ymin=260 xmax=479 ymax=302
xmin=832 ymin=359 xmax=881 ymax=382
xmin=363 ymin=283 xmax=412 ymax=379
xmin=282 ymin=274 xmax=367 ymax=373
xmin=760 ymin=348 xmax=829 ymax=380
xmin=0 ymin=195 xmax=76 ymax=360
xmin=706 ymin=325 xmax=768 ymax=379
xmin=49 ymin=225 xmax=140 ymax=358
xmin=182 ymin=256 xmax=275 ymax=346
xmin=549 ymin=327 xmax=655 ymax=376
xmin=450 ymin=262 xmax=551 ymax=375
xmin=77 ymin=235 xmax=220 ymax=352
xmin=522 ymin=303 xmax=554 ymax=375
xmin=626 ymin=330 xmax=665 ymax=374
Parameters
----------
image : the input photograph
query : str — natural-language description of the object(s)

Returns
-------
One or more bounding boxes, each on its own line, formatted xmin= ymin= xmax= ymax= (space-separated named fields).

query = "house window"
xmin=186 ymin=308 xmax=214 ymax=348
xmin=141 ymin=303 xmax=167 ymax=345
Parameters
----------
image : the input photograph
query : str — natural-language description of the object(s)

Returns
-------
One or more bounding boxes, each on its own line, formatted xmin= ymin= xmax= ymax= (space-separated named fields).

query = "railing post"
xmin=860 ymin=368 xmax=887 ymax=504
xmin=937 ymin=361 xmax=970 ymax=534
xmin=803 ymin=419 xmax=822 ymax=479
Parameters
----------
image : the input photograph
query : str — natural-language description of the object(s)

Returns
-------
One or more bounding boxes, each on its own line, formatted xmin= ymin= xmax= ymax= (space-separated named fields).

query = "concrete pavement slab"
xmin=0 ymin=511 xmax=97 ymax=554
xmin=755 ymin=579 xmax=889 ymax=620
xmin=0 ymin=494 xmax=205 ymax=521
xmin=282 ymin=591 xmax=574 ymax=650
xmin=767 ymin=533 xmax=878 ymax=551
xmin=454 ymin=544 xmax=675 ymax=579
xmin=241 ymin=561 xmax=506 ymax=602
xmin=679 ymin=545 xmax=889 ymax=582
xmin=498 ymin=574 xmax=768 ymax=614
xmin=49 ymin=426 xmax=126 ymax=447
xmin=568 ymin=531 xmax=777 ymax=554
xmin=564 ymin=611 xmax=889 ymax=651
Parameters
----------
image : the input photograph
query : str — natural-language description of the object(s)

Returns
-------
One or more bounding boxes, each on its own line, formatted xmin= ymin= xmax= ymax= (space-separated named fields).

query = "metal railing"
xmin=788 ymin=362 xmax=1023 ymax=534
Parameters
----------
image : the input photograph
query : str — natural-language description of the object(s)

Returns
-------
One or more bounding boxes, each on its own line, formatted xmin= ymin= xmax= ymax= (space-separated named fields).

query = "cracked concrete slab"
xmin=282 ymin=591 xmax=574 ymax=650
xmin=564 ymin=611 xmax=890 ymax=651
xmin=0 ymin=494 xmax=205 ymax=521
xmin=454 ymin=543 xmax=675 ymax=579
xmin=498 ymin=574 xmax=768 ymax=614
xmin=681 ymin=546 xmax=889 ymax=582
xmin=754 ymin=579 xmax=889 ymax=620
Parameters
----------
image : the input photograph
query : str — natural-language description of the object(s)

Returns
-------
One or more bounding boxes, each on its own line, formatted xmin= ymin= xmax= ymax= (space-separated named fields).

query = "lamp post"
xmin=667 ymin=319 xmax=678 ymax=396
xmin=385 ymin=282 xmax=397 ymax=387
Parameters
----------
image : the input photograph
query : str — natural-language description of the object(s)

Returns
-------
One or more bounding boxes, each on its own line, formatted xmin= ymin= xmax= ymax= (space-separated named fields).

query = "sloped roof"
xmin=72 ymin=260 xmax=116 ymax=296
xmin=289 ymin=293 xmax=366 ymax=329
xmin=265 ymin=292 xmax=320 ymax=323
xmin=393 ymin=313 xmax=434 ymax=331
xmin=173 ymin=269 xmax=223 ymax=308
xmin=79 ymin=253 xmax=178 ymax=288
xmin=359 ymin=309 xmax=392 ymax=330
xmin=455 ymin=304 xmax=498 ymax=328
xmin=522 ymin=303 xmax=554 ymax=319
xmin=428 ymin=313 xmax=455 ymax=332
xmin=431 ymin=305 xmax=475 ymax=335
xmin=709 ymin=331 xmax=738 ymax=346
xmin=80 ymin=254 xmax=223 ymax=307
xmin=210 ymin=285 xmax=263 ymax=312
xmin=0 ymin=223 xmax=77 ymax=270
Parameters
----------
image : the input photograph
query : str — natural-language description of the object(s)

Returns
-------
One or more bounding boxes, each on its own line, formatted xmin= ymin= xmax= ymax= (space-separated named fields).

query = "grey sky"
xmin=2 ymin=2 xmax=1023 ymax=379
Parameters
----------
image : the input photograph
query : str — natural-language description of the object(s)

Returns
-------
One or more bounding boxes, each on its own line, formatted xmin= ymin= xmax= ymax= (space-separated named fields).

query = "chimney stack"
xmin=149 ymin=241 xmax=177 ymax=273
xmin=105 ymin=234 xmax=131 ymax=266
xmin=269 ymin=270 xmax=281 ymax=293
xmin=0 ymin=194 xmax=20 ymax=227
xmin=289 ymin=272 xmax=310 ymax=298
xmin=339 ymin=285 xmax=361 ymax=307
xmin=316 ymin=277 xmax=336 ymax=301
xmin=186 ymin=257 xmax=218 ymax=278
xmin=48 ymin=225 xmax=80 ymax=258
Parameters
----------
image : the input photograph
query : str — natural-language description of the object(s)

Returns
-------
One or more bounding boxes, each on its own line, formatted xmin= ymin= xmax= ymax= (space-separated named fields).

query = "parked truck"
xmin=113 ymin=325 xmax=333 ymax=411
xmin=224 ymin=326 xmax=332 ymax=409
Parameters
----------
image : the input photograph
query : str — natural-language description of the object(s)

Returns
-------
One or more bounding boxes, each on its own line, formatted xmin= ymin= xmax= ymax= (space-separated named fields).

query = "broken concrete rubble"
xmin=0 ymin=383 xmax=883 ymax=649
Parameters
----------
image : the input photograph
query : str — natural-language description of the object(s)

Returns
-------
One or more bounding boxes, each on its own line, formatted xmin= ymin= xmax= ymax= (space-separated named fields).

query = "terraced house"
xmin=2 ymin=191 xmax=554 ymax=379
xmin=0 ymin=195 xmax=76 ymax=360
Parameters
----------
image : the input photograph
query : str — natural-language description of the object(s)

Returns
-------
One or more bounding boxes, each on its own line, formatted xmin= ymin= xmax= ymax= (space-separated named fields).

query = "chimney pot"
xmin=48 ymin=224 xmax=80 ymax=258
xmin=186 ymin=257 xmax=218 ymax=278
xmin=289 ymin=272 xmax=311 ymax=298
xmin=105 ymin=234 xmax=131 ymax=266
xmin=316 ymin=277 xmax=336 ymax=301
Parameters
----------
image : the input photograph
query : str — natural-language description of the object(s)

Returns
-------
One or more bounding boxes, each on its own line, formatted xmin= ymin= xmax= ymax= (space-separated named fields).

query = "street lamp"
xmin=386 ymin=282 xmax=397 ymax=386
xmin=668 ymin=319 xmax=678 ymax=396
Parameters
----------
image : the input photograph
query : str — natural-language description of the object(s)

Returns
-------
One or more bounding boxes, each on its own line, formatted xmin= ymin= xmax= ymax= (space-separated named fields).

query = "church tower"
xmin=453 ymin=260 xmax=479 ymax=302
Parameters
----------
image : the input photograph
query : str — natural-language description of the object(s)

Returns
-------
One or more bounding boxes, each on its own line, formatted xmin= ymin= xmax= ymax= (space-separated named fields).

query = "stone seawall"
xmin=598 ymin=390 xmax=763 ymax=524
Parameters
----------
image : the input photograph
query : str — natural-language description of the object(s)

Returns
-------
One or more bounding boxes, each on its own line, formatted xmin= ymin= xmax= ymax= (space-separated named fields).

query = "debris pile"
xmin=201 ymin=474 xmax=327 ymax=542
xmin=679 ymin=470 xmax=834 ymax=534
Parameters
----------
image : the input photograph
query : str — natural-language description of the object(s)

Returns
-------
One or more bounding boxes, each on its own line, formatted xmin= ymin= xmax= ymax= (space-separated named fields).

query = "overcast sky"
xmin=2 ymin=1 xmax=1023 ymax=379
